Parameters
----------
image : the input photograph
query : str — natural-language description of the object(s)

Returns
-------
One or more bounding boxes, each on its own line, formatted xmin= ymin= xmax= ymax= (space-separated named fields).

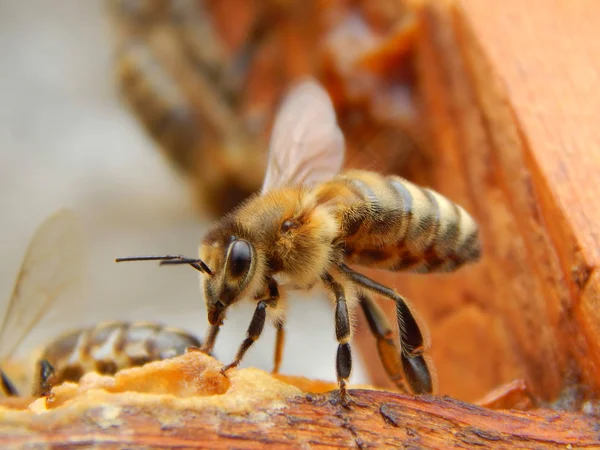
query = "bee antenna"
xmin=115 ymin=255 xmax=213 ymax=276
xmin=159 ymin=258 xmax=213 ymax=276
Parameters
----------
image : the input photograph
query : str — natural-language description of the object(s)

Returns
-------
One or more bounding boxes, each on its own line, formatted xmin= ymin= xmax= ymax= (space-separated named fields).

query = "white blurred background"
xmin=0 ymin=0 xmax=369 ymax=386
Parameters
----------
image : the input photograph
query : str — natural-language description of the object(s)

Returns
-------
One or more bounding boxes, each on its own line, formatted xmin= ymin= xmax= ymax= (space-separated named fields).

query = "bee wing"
xmin=260 ymin=79 xmax=345 ymax=193
xmin=0 ymin=210 xmax=85 ymax=361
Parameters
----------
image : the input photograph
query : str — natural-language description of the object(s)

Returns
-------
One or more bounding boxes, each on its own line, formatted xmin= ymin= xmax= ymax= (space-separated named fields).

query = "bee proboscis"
xmin=117 ymin=79 xmax=481 ymax=404
xmin=0 ymin=210 xmax=201 ymax=399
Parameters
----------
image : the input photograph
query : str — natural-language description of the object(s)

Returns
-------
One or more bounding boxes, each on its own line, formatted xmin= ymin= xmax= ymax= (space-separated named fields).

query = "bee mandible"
xmin=117 ymin=79 xmax=481 ymax=404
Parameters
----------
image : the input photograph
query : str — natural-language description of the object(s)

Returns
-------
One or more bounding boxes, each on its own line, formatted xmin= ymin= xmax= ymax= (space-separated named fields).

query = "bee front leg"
xmin=322 ymin=273 xmax=353 ymax=407
xmin=221 ymin=278 xmax=280 ymax=376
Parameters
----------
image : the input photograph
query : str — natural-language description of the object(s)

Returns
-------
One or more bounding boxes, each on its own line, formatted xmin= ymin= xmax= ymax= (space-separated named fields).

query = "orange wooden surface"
xmin=358 ymin=0 xmax=600 ymax=402
xmin=1 ymin=353 xmax=598 ymax=449
xmin=458 ymin=0 xmax=600 ymax=390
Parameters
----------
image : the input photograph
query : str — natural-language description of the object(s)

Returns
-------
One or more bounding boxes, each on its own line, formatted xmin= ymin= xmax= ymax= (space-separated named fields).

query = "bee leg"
xmin=322 ymin=273 xmax=353 ymax=408
xmin=272 ymin=320 xmax=286 ymax=374
xmin=197 ymin=323 xmax=221 ymax=356
xmin=222 ymin=278 xmax=280 ymax=376
xmin=32 ymin=359 xmax=57 ymax=401
xmin=358 ymin=293 xmax=407 ymax=393
xmin=338 ymin=263 xmax=434 ymax=395
xmin=221 ymin=300 xmax=270 ymax=376
xmin=1 ymin=369 xmax=19 ymax=396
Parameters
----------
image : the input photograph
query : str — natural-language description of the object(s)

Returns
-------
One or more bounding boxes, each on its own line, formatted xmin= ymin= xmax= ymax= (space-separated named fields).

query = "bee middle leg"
xmin=221 ymin=278 xmax=280 ymax=375
xmin=272 ymin=319 xmax=285 ymax=374
xmin=338 ymin=263 xmax=434 ymax=395
xmin=321 ymin=273 xmax=353 ymax=407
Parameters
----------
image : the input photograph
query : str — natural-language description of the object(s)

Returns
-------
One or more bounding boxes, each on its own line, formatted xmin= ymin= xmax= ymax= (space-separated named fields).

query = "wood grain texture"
xmin=3 ymin=391 xmax=600 ymax=449
xmin=356 ymin=0 xmax=600 ymax=403
xmin=457 ymin=0 xmax=600 ymax=393
xmin=2 ymin=340 xmax=598 ymax=449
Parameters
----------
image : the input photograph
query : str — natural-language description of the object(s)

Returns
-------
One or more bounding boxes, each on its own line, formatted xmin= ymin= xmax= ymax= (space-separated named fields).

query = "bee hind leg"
xmin=338 ymin=263 xmax=434 ymax=395
xmin=322 ymin=273 xmax=353 ymax=408
xmin=194 ymin=323 xmax=221 ymax=356
xmin=358 ymin=293 xmax=408 ymax=393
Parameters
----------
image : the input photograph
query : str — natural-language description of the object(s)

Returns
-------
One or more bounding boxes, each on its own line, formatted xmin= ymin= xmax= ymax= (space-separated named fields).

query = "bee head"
xmin=201 ymin=232 xmax=263 ymax=326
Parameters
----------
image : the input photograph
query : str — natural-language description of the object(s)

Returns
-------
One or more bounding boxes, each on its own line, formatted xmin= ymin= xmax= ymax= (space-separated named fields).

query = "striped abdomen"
xmin=40 ymin=321 xmax=200 ymax=385
xmin=321 ymin=170 xmax=481 ymax=273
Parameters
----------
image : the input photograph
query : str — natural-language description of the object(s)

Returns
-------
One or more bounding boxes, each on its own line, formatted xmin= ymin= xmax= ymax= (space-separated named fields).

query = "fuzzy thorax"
xmin=270 ymin=195 xmax=339 ymax=287
xmin=198 ymin=188 xmax=340 ymax=317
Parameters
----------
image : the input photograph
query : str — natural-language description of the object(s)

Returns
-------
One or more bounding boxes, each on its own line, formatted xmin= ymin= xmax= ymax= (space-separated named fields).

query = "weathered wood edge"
xmin=1 ymin=389 xmax=599 ymax=449
xmin=453 ymin=0 xmax=600 ymax=394
xmin=358 ymin=0 xmax=600 ymax=402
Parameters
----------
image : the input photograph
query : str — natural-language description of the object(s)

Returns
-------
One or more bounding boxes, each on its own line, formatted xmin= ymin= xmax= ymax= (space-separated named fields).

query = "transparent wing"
xmin=0 ymin=209 xmax=85 ymax=360
xmin=260 ymin=78 xmax=345 ymax=194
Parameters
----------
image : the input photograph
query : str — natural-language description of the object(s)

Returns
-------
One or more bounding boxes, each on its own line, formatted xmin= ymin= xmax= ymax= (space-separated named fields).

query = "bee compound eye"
xmin=227 ymin=240 xmax=252 ymax=278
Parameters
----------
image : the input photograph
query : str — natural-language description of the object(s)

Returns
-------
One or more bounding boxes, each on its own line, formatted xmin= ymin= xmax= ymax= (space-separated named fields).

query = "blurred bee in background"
xmin=0 ymin=210 xmax=201 ymax=399
xmin=117 ymin=79 xmax=481 ymax=405
xmin=106 ymin=0 xmax=426 ymax=217
xmin=106 ymin=0 xmax=272 ymax=216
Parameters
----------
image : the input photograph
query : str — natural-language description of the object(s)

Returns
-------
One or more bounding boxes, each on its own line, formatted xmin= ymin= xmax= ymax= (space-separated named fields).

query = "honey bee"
xmin=29 ymin=321 xmax=201 ymax=398
xmin=0 ymin=210 xmax=201 ymax=398
xmin=116 ymin=79 xmax=481 ymax=404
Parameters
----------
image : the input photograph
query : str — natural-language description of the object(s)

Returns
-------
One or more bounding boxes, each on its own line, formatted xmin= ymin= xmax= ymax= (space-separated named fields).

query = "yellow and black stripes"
xmin=331 ymin=170 xmax=481 ymax=274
